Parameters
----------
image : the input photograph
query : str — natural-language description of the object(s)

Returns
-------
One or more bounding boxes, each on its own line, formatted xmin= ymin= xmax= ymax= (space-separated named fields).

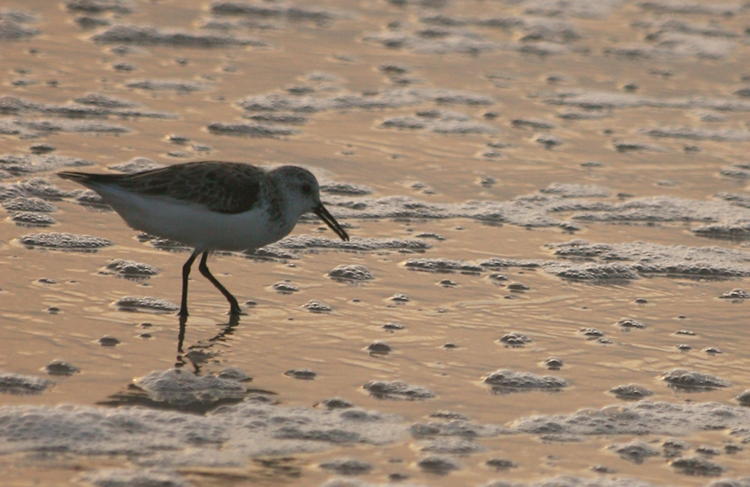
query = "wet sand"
xmin=2 ymin=0 xmax=750 ymax=486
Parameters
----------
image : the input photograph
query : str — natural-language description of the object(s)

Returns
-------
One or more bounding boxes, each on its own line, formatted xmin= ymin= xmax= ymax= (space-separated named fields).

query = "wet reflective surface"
xmin=2 ymin=1 xmax=750 ymax=485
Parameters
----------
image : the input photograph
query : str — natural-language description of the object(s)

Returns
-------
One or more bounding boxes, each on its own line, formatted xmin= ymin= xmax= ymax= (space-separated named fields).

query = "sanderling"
xmin=59 ymin=161 xmax=349 ymax=318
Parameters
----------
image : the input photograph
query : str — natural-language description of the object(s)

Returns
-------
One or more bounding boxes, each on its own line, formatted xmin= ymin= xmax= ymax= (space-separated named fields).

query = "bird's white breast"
xmin=93 ymin=185 xmax=294 ymax=251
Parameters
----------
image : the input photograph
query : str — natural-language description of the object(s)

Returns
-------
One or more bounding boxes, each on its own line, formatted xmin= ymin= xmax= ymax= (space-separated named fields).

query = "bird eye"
xmin=301 ymin=183 xmax=312 ymax=194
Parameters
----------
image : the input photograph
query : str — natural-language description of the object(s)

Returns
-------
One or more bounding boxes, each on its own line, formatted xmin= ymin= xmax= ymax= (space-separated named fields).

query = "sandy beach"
xmin=2 ymin=1 xmax=750 ymax=485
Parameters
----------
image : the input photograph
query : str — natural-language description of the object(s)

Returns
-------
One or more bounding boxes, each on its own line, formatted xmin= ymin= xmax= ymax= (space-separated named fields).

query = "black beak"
xmin=314 ymin=203 xmax=349 ymax=241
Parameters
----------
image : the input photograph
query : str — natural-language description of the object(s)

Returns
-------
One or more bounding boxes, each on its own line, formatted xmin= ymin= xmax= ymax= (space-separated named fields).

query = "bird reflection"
xmin=99 ymin=313 xmax=279 ymax=411
xmin=175 ymin=313 xmax=240 ymax=373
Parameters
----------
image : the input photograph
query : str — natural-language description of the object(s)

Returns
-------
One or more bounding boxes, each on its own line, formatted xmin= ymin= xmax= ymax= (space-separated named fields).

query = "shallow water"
xmin=2 ymin=1 xmax=750 ymax=486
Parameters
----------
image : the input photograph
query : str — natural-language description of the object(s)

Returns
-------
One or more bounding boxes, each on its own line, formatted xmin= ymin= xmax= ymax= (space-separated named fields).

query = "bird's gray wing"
xmin=74 ymin=161 xmax=266 ymax=214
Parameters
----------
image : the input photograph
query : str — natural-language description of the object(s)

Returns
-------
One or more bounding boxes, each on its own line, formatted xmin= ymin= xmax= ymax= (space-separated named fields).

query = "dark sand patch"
xmin=115 ymin=296 xmax=179 ymax=313
xmin=92 ymin=24 xmax=266 ymax=47
xmin=20 ymin=231 xmax=112 ymax=250
xmin=0 ymin=372 xmax=53 ymax=394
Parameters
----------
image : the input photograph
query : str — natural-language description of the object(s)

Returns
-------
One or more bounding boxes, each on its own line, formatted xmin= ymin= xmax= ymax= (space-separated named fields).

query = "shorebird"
xmin=59 ymin=161 xmax=349 ymax=318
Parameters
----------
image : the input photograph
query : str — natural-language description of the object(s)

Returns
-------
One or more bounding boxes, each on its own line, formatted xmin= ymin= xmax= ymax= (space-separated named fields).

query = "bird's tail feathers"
xmin=58 ymin=171 xmax=94 ymax=183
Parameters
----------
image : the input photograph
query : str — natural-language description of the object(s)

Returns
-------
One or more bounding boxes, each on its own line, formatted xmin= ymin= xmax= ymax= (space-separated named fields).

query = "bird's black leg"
xmin=179 ymin=249 xmax=201 ymax=319
xmin=198 ymin=251 xmax=242 ymax=316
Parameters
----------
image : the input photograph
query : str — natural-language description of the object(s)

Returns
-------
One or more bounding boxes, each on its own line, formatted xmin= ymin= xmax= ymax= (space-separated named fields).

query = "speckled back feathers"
xmin=61 ymin=161 xmax=271 ymax=214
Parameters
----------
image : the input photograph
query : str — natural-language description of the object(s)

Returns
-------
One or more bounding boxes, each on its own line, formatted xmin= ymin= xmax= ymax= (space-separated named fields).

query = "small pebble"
xmin=363 ymin=380 xmax=434 ymax=400
xmin=44 ymin=359 xmax=80 ymax=376
xmin=663 ymin=440 xmax=688 ymax=458
xmin=670 ymin=456 xmax=724 ymax=476
xmin=609 ymin=384 xmax=653 ymax=400
xmin=544 ymin=358 xmax=563 ymax=370
xmin=76 ymin=16 xmax=110 ymax=28
xmin=29 ymin=143 xmax=55 ymax=154
xmin=477 ymin=176 xmax=496 ymax=187
xmin=284 ymin=368 xmax=316 ymax=380
xmin=383 ymin=322 xmax=405 ymax=331
xmin=695 ymin=446 xmax=720 ymax=456
xmin=319 ymin=458 xmax=373 ymax=475
xmin=535 ymin=134 xmax=562 ymax=149
xmin=507 ymin=283 xmax=529 ymax=291
xmin=302 ymin=300 xmax=331 ymax=313
xmin=97 ymin=336 xmax=120 ymax=347
xmin=415 ymin=232 xmax=445 ymax=241
xmin=736 ymin=390 xmax=750 ymax=406
xmin=167 ymin=134 xmax=190 ymax=144
xmin=725 ymin=444 xmax=742 ymax=454
xmin=328 ymin=264 xmax=374 ymax=282
xmin=719 ymin=288 xmax=749 ymax=299
xmin=113 ymin=62 xmax=134 ymax=71
xmin=662 ymin=369 xmax=729 ymax=390
xmin=616 ymin=318 xmax=646 ymax=329
xmin=580 ymin=327 xmax=604 ymax=338
xmin=488 ymin=273 xmax=508 ymax=282
xmin=12 ymin=212 xmax=57 ymax=227
xmin=429 ymin=410 xmax=468 ymax=420
xmin=417 ymin=455 xmax=460 ymax=474
xmin=272 ymin=281 xmax=299 ymax=294
xmin=367 ymin=341 xmax=392 ymax=354
xmin=499 ymin=332 xmax=531 ymax=347
xmin=319 ymin=397 xmax=353 ymax=409
xmin=486 ymin=458 xmax=517 ymax=471
xmin=217 ymin=367 xmax=251 ymax=381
